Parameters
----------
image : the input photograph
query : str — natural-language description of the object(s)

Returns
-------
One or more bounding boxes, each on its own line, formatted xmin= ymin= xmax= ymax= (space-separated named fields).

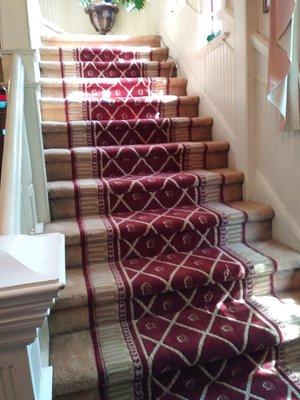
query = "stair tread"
xmin=39 ymin=59 xmax=176 ymax=80
xmin=41 ymin=34 xmax=162 ymax=47
xmin=50 ymin=291 xmax=300 ymax=396
xmin=41 ymin=95 xmax=200 ymax=123
xmin=40 ymin=46 xmax=169 ymax=64
xmin=228 ymin=200 xmax=274 ymax=222
xmin=44 ymin=140 xmax=230 ymax=160
xmin=42 ymin=117 xmax=213 ymax=150
xmin=40 ymin=45 xmax=164 ymax=51
xmin=39 ymin=59 xmax=175 ymax=68
xmin=40 ymin=76 xmax=185 ymax=85
xmin=47 ymin=167 xmax=239 ymax=199
xmin=54 ymin=239 xmax=300 ymax=311
xmin=41 ymin=116 xmax=213 ymax=130
xmin=251 ymin=240 xmax=300 ymax=272
xmin=45 ymin=200 xmax=273 ymax=246
xmin=40 ymin=76 xmax=188 ymax=99
xmin=41 ymin=94 xmax=199 ymax=103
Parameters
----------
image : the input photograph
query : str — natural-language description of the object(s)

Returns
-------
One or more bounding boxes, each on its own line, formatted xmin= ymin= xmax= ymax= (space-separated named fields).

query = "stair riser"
xmin=45 ymin=151 xmax=228 ymax=181
xmin=40 ymin=47 xmax=169 ymax=63
xmin=54 ymin=388 xmax=101 ymax=400
xmin=49 ymin=271 xmax=278 ymax=336
xmin=64 ymin=219 xmax=272 ymax=269
xmin=41 ymin=78 xmax=187 ymax=98
xmin=40 ymin=61 xmax=177 ymax=79
xmin=40 ymin=97 xmax=200 ymax=122
xmin=42 ymin=119 xmax=213 ymax=149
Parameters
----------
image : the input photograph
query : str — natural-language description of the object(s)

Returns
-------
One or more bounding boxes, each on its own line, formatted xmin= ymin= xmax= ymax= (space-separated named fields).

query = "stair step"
xmin=50 ymin=240 xmax=300 ymax=335
xmin=50 ymin=239 xmax=300 ymax=336
xmin=45 ymin=201 xmax=273 ymax=269
xmin=40 ymin=77 xmax=187 ymax=99
xmin=47 ymin=167 xmax=239 ymax=220
xmin=50 ymin=292 xmax=300 ymax=398
xmin=42 ymin=117 xmax=213 ymax=149
xmin=40 ymin=46 xmax=169 ymax=63
xmin=40 ymin=95 xmax=200 ymax=122
xmin=41 ymin=34 xmax=162 ymax=48
xmin=250 ymin=240 xmax=300 ymax=292
xmin=39 ymin=60 xmax=177 ymax=79
xmin=44 ymin=141 xmax=229 ymax=181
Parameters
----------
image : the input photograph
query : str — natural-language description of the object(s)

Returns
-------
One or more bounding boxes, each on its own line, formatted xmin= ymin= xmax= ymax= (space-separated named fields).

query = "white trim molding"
xmin=251 ymin=33 xmax=269 ymax=59
xmin=0 ymin=233 xmax=65 ymax=400
xmin=0 ymin=0 xmax=50 ymax=224
xmin=254 ymin=169 xmax=300 ymax=250
xmin=196 ymin=32 xmax=230 ymax=59
xmin=250 ymin=24 xmax=300 ymax=251
xmin=159 ymin=23 xmax=236 ymax=145
xmin=217 ymin=6 xmax=234 ymax=27
xmin=187 ymin=0 xmax=202 ymax=14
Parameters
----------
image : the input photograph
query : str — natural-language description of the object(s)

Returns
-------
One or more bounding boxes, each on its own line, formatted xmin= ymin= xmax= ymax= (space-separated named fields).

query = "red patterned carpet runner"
xmin=64 ymin=50 xmax=300 ymax=399
xmin=81 ymin=97 xmax=168 ymax=121
xmin=74 ymin=61 xmax=151 ymax=79
xmin=75 ymin=119 xmax=174 ymax=147
xmin=66 ymin=78 xmax=167 ymax=100
xmin=72 ymin=47 xmax=153 ymax=63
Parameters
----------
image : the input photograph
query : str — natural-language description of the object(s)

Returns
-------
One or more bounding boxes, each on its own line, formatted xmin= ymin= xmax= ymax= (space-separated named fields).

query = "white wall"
xmin=256 ymin=0 xmax=270 ymax=39
xmin=155 ymin=0 xmax=300 ymax=251
xmin=250 ymin=15 xmax=300 ymax=250
xmin=39 ymin=0 xmax=159 ymax=36
xmin=156 ymin=0 xmax=237 ymax=166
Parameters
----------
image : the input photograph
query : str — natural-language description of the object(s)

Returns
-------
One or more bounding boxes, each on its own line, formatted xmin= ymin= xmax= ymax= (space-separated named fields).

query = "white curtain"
xmin=267 ymin=0 xmax=300 ymax=133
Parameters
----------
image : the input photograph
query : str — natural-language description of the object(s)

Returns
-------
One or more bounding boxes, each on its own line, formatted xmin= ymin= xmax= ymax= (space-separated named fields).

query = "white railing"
xmin=0 ymin=54 xmax=38 ymax=234
xmin=0 ymin=53 xmax=65 ymax=400
xmin=0 ymin=1 xmax=65 ymax=398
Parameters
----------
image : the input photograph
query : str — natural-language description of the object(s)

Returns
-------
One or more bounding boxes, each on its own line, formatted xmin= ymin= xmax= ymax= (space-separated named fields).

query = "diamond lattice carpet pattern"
xmin=40 ymin=34 xmax=300 ymax=400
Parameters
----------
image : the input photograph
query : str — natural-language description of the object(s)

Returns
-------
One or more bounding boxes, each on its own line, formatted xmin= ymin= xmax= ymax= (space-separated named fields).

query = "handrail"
xmin=0 ymin=54 xmax=24 ymax=234
xmin=196 ymin=32 xmax=231 ymax=60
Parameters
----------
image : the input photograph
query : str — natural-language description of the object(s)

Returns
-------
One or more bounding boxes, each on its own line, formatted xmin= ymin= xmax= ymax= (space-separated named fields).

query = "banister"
xmin=196 ymin=32 xmax=231 ymax=60
xmin=0 ymin=55 xmax=24 ymax=234
xmin=0 ymin=2 xmax=64 ymax=397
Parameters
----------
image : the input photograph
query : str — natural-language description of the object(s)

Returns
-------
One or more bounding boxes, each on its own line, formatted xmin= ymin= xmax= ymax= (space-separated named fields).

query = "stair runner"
xmin=41 ymin=34 xmax=300 ymax=399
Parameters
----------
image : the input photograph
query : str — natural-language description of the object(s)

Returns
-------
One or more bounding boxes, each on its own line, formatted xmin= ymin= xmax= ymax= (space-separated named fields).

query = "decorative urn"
xmin=85 ymin=1 xmax=119 ymax=35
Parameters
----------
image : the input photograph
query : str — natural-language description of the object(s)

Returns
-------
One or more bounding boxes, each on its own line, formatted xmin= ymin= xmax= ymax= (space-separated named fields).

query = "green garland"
xmin=79 ymin=0 xmax=146 ymax=11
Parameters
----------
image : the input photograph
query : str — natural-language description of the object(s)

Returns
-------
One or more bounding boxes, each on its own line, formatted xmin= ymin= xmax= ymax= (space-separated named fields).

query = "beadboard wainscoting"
xmin=251 ymin=34 xmax=300 ymax=251
xmin=156 ymin=1 xmax=300 ymax=251
xmin=39 ymin=0 xmax=159 ymax=36
xmin=157 ymin=1 xmax=237 ymax=167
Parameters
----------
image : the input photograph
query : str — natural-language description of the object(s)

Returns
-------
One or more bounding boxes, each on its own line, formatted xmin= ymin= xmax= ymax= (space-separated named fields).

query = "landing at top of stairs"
xmin=41 ymin=34 xmax=162 ymax=47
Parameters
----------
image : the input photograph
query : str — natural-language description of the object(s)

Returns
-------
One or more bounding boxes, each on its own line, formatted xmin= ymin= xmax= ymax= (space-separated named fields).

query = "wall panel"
xmin=157 ymin=1 xmax=237 ymax=165
xmin=156 ymin=0 xmax=300 ymax=250
xmin=251 ymin=38 xmax=300 ymax=250
xmin=39 ymin=0 xmax=159 ymax=36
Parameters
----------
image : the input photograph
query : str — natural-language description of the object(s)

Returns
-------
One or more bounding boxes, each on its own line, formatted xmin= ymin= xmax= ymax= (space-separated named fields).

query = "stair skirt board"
xmin=39 ymin=39 xmax=300 ymax=399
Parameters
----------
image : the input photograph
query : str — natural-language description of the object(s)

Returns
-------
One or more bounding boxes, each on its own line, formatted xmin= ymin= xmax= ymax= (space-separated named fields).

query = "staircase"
xmin=40 ymin=34 xmax=300 ymax=399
